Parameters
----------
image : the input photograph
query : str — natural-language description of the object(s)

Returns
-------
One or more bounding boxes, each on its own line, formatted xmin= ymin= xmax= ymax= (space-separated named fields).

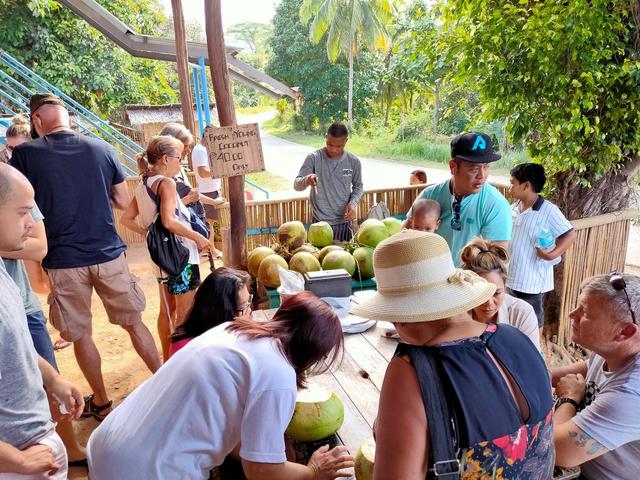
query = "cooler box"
xmin=304 ymin=269 xmax=352 ymax=298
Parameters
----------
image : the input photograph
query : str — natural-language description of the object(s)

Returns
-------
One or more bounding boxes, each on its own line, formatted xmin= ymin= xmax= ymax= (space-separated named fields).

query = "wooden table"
xmin=252 ymin=309 xmax=398 ymax=453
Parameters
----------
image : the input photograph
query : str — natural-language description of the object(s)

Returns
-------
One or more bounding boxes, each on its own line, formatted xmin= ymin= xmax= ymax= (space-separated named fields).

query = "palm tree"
xmin=300 ymin=0 xmax=395 ymax=128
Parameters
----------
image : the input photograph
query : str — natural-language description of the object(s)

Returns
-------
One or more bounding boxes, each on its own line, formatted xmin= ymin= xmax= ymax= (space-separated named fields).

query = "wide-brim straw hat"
xmin=351 ymin=229 xmax=496 ymax=323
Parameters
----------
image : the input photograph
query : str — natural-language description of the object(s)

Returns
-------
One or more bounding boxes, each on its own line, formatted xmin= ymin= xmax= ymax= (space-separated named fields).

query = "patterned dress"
xmin=396 ymin=323 xmax=555 ymax=479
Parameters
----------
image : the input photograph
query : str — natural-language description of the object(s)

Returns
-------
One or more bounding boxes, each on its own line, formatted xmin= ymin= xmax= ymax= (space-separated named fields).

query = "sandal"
xmin=81 ymin=394 xmax=112 ymax=422
xmin=53 ymin=338 xmax=72 ymax=351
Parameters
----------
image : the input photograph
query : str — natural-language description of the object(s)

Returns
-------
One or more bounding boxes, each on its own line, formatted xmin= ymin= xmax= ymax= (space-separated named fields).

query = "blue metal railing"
xmin=0 ymin=50 xmax=271 ymax=196
xmin=0 ymin=50 xmax=140 ymax=174
xmin=244 ymin=178 xmax=270 ymax=199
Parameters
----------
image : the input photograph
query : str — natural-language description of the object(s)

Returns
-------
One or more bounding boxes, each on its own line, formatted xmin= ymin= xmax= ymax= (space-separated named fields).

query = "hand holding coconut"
xmin=307 ymin=445 xmax=355 ymax=479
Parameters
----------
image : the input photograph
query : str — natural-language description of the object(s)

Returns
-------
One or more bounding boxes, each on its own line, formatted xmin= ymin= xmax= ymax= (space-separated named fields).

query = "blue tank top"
xmin=395 ymin=323 xmax=555 ymax=479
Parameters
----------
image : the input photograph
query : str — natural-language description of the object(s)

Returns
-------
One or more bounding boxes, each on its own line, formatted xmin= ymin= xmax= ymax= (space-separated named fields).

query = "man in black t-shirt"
xmin=12 ymin=93 xmax=161 ymax=420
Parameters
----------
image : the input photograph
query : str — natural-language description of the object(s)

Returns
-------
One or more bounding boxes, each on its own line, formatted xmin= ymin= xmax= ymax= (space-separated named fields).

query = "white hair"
xmin=581 ymin=274 xmax=640 ymax=324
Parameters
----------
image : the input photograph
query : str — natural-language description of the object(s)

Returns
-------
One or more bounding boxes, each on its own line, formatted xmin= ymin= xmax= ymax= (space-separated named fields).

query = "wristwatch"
xmin=555 ymin=397 xmax=580 ymax=410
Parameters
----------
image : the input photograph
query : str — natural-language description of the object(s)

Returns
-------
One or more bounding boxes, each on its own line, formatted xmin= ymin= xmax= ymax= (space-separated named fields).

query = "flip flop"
xmin=80 ymin=394 xmax=113 ymax=422
xmin=53 ymin=338 xmax=72 ymax=351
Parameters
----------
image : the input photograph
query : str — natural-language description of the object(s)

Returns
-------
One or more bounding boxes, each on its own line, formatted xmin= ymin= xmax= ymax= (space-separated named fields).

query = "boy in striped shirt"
xmin=507 ymin=163 xmax=577 ymax=337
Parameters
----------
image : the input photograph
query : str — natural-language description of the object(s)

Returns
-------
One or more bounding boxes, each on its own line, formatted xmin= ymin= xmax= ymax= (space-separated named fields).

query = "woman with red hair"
xmin=87 ymin=291 xmax=352 ymax=480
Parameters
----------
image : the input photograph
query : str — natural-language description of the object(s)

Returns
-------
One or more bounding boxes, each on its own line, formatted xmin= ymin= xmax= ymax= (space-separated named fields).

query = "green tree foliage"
xmin=227 ymin=22 xmax=274 ymax=55
xmin=0 ymin=0 xmax=178 ymax=118
xmin=267 ymin=0 xmax=380 ymax=130
xmin=442 ymin=0 xmax=640 ymax=217
xmin=299 ymin=0 xmax=395 ymax=127
xmin=226 ymin=22 xmax=274 ymax=108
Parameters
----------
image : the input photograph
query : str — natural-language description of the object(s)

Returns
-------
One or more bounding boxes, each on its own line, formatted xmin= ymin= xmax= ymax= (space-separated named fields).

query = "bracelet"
xmin=555 ymin=397 xmax=580 ymax=410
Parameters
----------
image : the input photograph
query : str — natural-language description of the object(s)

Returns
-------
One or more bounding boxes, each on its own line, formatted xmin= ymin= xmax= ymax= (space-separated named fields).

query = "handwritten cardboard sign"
xmin=203 ymin=123 xmax=265 ymax=178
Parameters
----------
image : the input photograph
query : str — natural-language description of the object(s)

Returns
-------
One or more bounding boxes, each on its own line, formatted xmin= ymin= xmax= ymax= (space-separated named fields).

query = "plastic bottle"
xmin=535 ymin=224 xmax=555 ymax=252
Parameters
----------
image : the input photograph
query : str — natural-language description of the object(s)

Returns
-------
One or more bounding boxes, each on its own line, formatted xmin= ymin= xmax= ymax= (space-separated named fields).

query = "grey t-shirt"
xmin=0 ymin=258 xmax=53 ymax=449
xmin=573 ymin=353 xmax=640 ymax=480
xmin=2 ymin=204 xmax=45 ymax=315
xmin=293 ymin=148 xmax=363 ymax=225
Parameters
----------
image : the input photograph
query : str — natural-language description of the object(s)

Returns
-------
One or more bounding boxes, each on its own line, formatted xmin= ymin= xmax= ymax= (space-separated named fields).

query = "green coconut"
xmin=355 ymin=219 xmax=389 ymax=249
xmin=308 ymin=221 xmax=334 ymax=248
xmin=322 ymin=250 xmax=356 ymax=276
xmin=292 ymin=243 xmax=320 ymax=258
xmin=353 ymin=246 xmax=375 ymax=280
xmin=247 ymin=246 xmax=275 ymax=278
xmin=285 ymin=385 xmax=344 ymax=442
xmin=277 ymin=221 xmax=307 ymax=250
xmin=382 ymin=217 xmax=403 ymax=237
xmin=257 ymin=254 xmax=289 ymax=289
xmin=289 ymin=252 xmax=322 ymax=275
xmin=354 ymin=437 xmax=376 ymax=480
xmin=318 ymin=245 xmax=343 ymax=264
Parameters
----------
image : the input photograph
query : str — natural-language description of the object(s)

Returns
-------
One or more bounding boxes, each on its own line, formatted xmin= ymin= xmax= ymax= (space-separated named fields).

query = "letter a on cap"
xmin=472 ymin=135 xmax=486 ymax=151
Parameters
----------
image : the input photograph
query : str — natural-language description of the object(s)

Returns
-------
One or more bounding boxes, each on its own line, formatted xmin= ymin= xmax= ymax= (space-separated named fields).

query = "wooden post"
xmin=171 ymin=0 xmax=197 ymax=168
xmin=204 ymin=0 xmax=247 ymax=269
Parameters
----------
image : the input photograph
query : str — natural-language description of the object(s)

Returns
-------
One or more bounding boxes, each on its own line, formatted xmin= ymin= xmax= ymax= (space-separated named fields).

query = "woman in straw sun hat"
xmin=352 ymin=229 xmax=554 ymax=479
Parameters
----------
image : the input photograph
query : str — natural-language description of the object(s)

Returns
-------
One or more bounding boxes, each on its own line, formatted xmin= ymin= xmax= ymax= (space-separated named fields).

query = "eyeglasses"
xmin=451 ymin=198 xmax=462 ymax=231
xmin=167 ymin=155 xmax=182 ymax=161
xmin=235 ymin=294 xmax=253 ymax=316
xmin=609 ymin=272 xmax=637 ymax=324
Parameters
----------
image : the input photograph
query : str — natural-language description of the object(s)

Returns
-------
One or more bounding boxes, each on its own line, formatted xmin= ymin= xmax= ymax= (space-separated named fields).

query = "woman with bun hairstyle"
xmin=121 ymin=135 xmax=210 ymax=360
xmin=460 ymin=237 xmax=541 ymax=350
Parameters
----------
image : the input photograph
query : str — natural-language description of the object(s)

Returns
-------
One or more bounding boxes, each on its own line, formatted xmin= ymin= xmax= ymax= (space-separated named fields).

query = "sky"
xmin=159 ymin=0 xmax=280 ymax=31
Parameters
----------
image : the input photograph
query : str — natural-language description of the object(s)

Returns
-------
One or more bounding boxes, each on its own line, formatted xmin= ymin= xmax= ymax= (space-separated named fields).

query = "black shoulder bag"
xmin=399 ymin=344 xmax=461 ymax=479
xmin=145 ymin=178 xmax=190 ymax=277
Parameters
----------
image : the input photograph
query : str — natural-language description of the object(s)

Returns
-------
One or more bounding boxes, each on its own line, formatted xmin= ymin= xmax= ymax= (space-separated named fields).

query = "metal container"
xmin=304 ymin=269 xmax=352 ymax=298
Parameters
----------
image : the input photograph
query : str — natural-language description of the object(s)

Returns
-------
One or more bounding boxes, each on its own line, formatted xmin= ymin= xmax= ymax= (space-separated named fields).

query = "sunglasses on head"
xmin=451 ymin=198 xmax=462 ymax=231
xmin=609 ymin=272 xmax=637 ymax=325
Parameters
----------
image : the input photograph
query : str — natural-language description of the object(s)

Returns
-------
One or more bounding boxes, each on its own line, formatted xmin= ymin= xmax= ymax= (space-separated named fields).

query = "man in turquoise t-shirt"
xmin=407 ymin=132 xmax=511 ymax=265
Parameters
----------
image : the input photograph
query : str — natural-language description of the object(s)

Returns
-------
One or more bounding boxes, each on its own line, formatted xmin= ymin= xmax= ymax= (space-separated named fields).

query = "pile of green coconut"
xmin=247 ymin=218 xmax=403 ymax=289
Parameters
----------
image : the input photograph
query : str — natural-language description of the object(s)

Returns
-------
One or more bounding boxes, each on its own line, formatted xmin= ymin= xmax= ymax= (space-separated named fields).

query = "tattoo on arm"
xmin=568 ymin=430 xmax=607 ymax=456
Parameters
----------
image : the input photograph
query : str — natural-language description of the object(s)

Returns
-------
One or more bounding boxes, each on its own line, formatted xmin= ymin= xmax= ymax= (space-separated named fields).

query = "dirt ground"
xmin=40 ymin=245 xmax=220 ymax=479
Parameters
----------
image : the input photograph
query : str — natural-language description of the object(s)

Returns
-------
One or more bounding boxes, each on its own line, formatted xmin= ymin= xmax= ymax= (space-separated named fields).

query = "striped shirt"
xmin=506 ymin=196 xmax=573 ymax=294
xmin=293 ymin=148 xmax=363 ymax=225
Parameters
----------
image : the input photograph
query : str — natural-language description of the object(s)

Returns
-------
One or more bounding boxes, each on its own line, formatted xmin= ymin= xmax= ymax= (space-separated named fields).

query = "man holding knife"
xmin=293 ymin=122 xmax=363 ymax=241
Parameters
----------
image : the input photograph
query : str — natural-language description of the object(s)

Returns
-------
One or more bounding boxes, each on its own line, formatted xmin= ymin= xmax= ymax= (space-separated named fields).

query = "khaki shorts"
xmin=47 ymin=253 xmax=146 ymax=342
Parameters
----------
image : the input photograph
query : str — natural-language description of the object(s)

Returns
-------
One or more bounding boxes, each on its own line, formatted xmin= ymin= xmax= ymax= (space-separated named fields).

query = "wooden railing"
xmin=113 ymin=177 xmax=637 ymax=346
xmin=114 ymin=176 xmax=425 ymax=249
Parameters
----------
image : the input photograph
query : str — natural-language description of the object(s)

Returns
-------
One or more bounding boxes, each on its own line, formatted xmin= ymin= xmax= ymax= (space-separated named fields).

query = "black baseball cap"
xmin=451 ymin=132 xmax=501 ymax=163
xmin=29 ymin=93 xmax=66 ymax=139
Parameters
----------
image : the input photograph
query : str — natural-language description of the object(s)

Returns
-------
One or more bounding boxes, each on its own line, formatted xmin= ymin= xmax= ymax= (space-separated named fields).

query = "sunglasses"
xmin=609 ymin=272 xmax=637 ymax=324
xmin=451 ymin=198 xmax=462 ymax=231
xmin=235 ymin=294 xmax=254 ymax=316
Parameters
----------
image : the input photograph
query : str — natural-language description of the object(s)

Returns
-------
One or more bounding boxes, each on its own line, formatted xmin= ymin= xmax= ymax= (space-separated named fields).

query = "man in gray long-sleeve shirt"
xmin=293 ymin=122 xmax=363 ymax=241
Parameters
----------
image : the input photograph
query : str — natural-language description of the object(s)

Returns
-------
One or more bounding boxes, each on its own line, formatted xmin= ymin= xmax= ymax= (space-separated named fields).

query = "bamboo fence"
xmin=114 ymin=178 xmax=637 ymax=346
xmin=557 ymin=209 xmax=638 ymax=345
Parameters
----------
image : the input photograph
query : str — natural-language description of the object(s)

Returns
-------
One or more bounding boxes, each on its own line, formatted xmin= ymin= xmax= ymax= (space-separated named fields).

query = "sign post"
xmin=204 ymin=0 xmax=247 ymax=268
xmin=203 ymin=123 xmax=265 ymax=178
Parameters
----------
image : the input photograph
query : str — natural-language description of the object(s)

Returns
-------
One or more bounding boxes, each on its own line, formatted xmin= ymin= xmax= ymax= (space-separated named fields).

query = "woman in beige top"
xmin=460 ymin=237 xmax=541 ymax=351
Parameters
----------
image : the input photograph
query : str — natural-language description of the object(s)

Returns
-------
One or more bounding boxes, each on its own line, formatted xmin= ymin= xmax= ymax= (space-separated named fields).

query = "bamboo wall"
xmin=557 ymin=209 xmax=637 ymax=345
xmin=114 ymin=177 xmax=637 ymax=346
